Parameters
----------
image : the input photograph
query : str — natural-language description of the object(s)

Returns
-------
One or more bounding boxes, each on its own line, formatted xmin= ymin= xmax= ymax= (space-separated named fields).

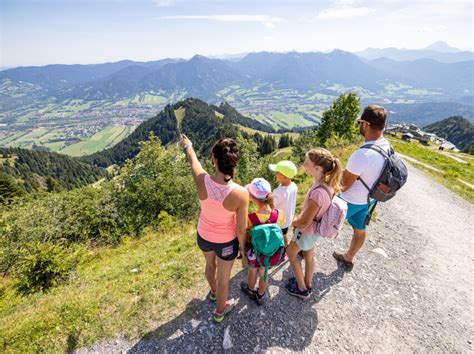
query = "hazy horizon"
xmin=2 ymin=42 xmax=473 ymax=69
xmin=2 ymin=0 xmax=473 ymax=67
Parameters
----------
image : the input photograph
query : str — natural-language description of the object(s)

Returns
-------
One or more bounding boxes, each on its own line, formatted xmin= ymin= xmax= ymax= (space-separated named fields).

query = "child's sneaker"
xmin=208 ymin=290 xmax=217 ymax=302
xmin=212 ymin=302 xmax=234 ymax=324
xmin=287 ymin=277 xmax=312 ymax=294
xmin=240 ymin=281 xmax=257 ymax=300
xmin=255 ymin=291 xmax=265 ymax=306
xmin=285 ymin=282 xmax=310 ymax=299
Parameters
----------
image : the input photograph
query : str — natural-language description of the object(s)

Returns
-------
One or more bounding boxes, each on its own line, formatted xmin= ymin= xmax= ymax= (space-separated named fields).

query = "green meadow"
xmin=389 ymin=138 xmax=474 ymax=203
xmin=61 ymin=125 xmax=135 ymax=156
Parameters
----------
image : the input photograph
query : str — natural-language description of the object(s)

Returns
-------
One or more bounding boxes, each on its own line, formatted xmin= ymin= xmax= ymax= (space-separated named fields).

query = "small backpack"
xmin=358 ymin=143 xmax=408 ymax=225
xmin=248 ymin=210 xmax=286 ymax=282
xmin=314 ymin=185 xmax=348 ymax=239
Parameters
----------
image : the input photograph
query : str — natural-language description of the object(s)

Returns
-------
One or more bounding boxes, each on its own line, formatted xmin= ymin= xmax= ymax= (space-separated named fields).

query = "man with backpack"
xmin=334 ymin=105 xmax=407 ymax=271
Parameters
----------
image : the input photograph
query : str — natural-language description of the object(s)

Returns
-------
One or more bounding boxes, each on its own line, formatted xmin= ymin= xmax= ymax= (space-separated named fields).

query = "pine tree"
xmin=292 ymin=129 xmax=320 ymax=162
xmin=278 ymin=134 xmax=290 ymax=148
xmin=0 ymin=172 xmax=24 ymax=204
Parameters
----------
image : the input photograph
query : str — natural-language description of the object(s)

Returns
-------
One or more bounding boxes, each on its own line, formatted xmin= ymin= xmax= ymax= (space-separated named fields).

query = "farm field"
xmin=0 ymin=125 xmax=135 ymax=156
xmin=60 ymin=125 xmax=135 ymax=156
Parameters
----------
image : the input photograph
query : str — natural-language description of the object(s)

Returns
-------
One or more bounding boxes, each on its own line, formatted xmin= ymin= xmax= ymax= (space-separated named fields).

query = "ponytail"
xmin=263 ymin=192 xmax=275 ymax=209
xmin=325 ymin=158 xmax=343 ymax=194
xmin=306 ymin=148 xmax=343 ymax=194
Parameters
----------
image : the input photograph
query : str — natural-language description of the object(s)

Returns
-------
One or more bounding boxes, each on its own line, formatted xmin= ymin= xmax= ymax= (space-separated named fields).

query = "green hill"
xmin=0 ymin=147 xmax=107 ymax=199
xmin=212 ymin=101 xmax=275 ymax=133
xmin=423 ymin=116 xmax=474 ymax=152
xmin=80 ymin=98 xmax=272 ymax=167
xmin=80 ymin=103 xmax=181 ymax=167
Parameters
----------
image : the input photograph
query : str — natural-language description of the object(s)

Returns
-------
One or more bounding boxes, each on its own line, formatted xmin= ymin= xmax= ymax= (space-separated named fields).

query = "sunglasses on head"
xmin=357 ymin=119 xmax=370 ymax=125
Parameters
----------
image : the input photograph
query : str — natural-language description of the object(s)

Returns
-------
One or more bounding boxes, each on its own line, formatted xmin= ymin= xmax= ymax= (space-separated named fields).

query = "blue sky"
xmin=1 ymin=0 xmax=473 ymax=67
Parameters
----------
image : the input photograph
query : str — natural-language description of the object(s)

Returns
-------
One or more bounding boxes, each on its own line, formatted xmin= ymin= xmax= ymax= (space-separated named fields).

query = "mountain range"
xmin=1 ymin=45 xmax=473 ymax=103
xmin=356 ymin=41 xmax=474 ymax=63
xmin=1 ymin=42 xmax=473 ymax=147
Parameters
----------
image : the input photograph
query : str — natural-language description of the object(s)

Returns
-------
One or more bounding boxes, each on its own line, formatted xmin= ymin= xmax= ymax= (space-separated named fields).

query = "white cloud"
xmin=335 ymin=0 xmax=357 ymax=4
xmin=157 ymin=15 xmax=285 ymax=28
xmin=386 ymin=1 xmax=472 ymax=22
xmin=417 ymin=25 xmax=448 ymax=33
xmin=152 ymin=0 xmax=175 ymax=7
xmin=316 ymin=5 xmax=375 ymax=20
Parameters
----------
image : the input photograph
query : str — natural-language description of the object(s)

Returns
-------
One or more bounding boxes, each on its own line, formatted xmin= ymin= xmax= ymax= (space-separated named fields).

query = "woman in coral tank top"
xmin=182 ymin=135 xmax=249 ymax=323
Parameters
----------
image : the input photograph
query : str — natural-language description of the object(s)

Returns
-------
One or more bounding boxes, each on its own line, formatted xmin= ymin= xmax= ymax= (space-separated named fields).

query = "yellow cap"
xmin=268 ymin=160 xmax=297 ymax=179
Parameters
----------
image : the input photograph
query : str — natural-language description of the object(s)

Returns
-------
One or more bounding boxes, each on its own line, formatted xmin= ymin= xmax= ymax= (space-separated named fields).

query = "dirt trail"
xmin=77 ymin=163 xmax=474 ymax=353
xmin=440 ymin=151 xmax=467 ymax=164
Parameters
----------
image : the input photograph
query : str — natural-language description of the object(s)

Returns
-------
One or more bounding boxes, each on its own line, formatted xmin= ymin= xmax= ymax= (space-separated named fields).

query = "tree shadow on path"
xmin=129 ymin=262 xmax=346 ymax=353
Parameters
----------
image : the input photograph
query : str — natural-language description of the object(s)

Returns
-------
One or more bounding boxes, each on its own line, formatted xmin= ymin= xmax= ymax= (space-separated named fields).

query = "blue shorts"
xmin=345 ymin=200 xmax=375 ymax=231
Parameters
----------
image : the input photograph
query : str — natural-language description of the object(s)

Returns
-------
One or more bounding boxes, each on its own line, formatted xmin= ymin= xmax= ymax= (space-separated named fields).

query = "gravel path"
xmin=77 ymin=163 xmax=474 ymax=353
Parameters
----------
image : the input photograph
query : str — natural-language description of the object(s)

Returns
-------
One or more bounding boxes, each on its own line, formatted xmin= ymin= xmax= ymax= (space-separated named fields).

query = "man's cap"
xmin=246 ymin=178 xmax=272 ymax=200
xmin=268 ymin=160 xmax=297 ymax=179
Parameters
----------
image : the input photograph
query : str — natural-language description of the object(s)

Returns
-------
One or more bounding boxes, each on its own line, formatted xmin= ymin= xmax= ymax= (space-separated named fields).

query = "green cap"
xmin=268 ymin=160 xmax=297 ymax=179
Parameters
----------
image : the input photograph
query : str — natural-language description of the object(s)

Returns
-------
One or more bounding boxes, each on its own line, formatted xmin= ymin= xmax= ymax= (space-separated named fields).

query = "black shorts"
xmin=281 ymin=227 xmax=289 ymax=235
xmin=197 ymin=233 xmax=239 ymax=261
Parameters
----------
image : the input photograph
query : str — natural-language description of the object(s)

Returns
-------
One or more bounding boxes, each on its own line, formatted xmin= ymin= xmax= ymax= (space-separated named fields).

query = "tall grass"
xmin=0 ymin=224 xmax=206 ymax=352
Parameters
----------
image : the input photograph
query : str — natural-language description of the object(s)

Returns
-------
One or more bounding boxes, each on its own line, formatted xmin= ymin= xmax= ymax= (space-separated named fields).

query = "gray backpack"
xmin=358 ymin=143 xmax=408 ymax=225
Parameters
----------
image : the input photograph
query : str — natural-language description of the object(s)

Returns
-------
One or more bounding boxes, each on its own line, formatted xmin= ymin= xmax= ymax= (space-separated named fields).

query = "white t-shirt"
xmin=341 ymin=138 xmax=391 ymax=205
xmin=273 ymin=182 xmax=298 ymax=229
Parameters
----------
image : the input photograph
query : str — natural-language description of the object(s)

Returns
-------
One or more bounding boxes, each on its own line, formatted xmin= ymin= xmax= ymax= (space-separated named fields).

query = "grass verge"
xmin=0 ymin=223 xmax=208 ymax=352
xmin=389 ymin=138 xmax=473 ymax=203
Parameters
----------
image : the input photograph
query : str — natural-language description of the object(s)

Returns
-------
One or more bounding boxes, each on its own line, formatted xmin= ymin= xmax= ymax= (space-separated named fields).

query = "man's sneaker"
xmin=287 ymin=277 xmax=313 ymax=294
xmin=255 ymin=291 xmax=265 ymax=306
xmin=212 ymin=302 xmax=234 ymax=324
xmin=285 ymin=282 xmax=310 ymax=299
xmin=209 ymin=290 xmax=217 ymax=302
xmin=240 ymin=281 xmax=257 ymax=300
xmin=332 ymin=251 xmax=354 ymax=272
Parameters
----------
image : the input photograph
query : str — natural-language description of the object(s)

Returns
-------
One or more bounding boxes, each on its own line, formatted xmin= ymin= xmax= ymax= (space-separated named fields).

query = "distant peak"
xmin=424 ymin=41 xmax=461 ymax=53
xmin=190 ymin=54 xmax=208 ymax=61
xmin=330 ymin=49 xmax=351 ymax=54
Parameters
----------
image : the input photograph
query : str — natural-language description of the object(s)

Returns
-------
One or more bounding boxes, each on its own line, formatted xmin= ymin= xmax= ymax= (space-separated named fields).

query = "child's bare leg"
xmin=287 ymin=241 xmax=306 ymax=290
xmin=303 ymin=248 xmax=315 ymax=289
xmin=247 ymin=267 xmax=258 ymax=290
xmin=257 ymin=268 xmax=269 ymax=295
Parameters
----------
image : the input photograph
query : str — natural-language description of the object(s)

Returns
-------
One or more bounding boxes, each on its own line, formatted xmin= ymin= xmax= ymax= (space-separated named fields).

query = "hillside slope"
xmin=0 ymin=147 xmax=107 ymax=193
xmin=80 ymin=98 xmax=265 ymax=167
xmin=423 ymin=116 xmax=474 ymax=150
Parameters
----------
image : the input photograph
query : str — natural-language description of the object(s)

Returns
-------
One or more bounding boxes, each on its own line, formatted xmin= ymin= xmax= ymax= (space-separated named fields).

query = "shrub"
xmin=1 ymin=185 xmax=124 ymax=246
xmin=15 ymin=242 xmax=85 ymax=295
xmin=0 ymin=185 xmax=124 ymax=274
xmin=116 ymin=135 xmax=199 ymax=233
xmin=234 ymin=133 xmax=260 ymax=185
xmin=292 ymin=130 xmax=320 ymax=162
